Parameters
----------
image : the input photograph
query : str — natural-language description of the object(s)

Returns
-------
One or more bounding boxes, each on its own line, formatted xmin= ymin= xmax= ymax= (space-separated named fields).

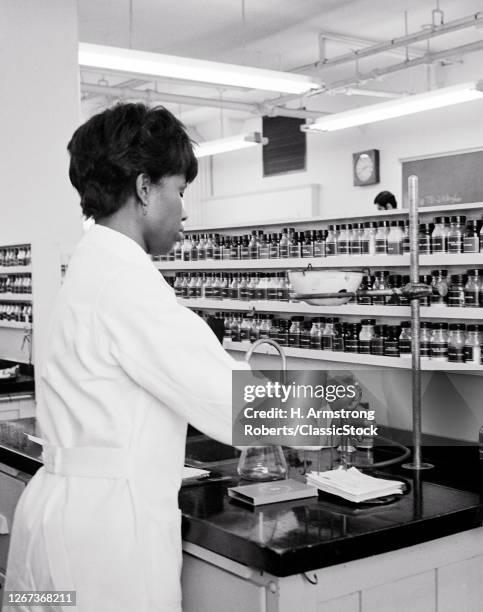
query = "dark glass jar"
xmin=463 ymin=220 xmax=481 ymax=253
xmin=333 ymin=323 xmax=345 ymax=351
xmin=431 ymin=216 xmax=449 ymax=254
xmin=359 ymin=319 xmax=376 ymax=354
xmin=313 ymin=230 xmax=326 ymax=257
xmin=420 ymin=322 xmax=432 ymax=358
xmin=309 ymin=317 xmax=324 ymax=350
xmin=464 ymin=324 xmax=480 ymax=364
xmin=300 ymin=322 xmax=312 ymax=349
xmin=418 ymin=223 xmax=432 ymax=255
xmin=370 ymin=325 xmax=386 ymax=356
xmin=345 ymin=323 xmax=360 ymax=353
xmin=399 ymin=321 xmax=412 ymax=355
xmin=301 ymin=230 xmax=315 ymax=258
xmin=361 ymin=221 xmax=377 ymax=255
xmin=325 ymin=225 xmax=337 ymax=256
xmin=430 ymin=269 xmax=449 ymax=306
xmin=357 ymin=275 xmax=373 ymax=305
xmin=430 ymin=322 xmax=448 ymax=360
xmin=448 ymin=274 xmax=466 ymax=308
xmin=384 ymin=326 xmax=400 ymax=357
xmin=278 ymin=319 xmax=289 ymax=347
xmin=240 ymin=235 xmax=250 ymax=260
xmin=269 ymin=233 xmax=280 ymax=259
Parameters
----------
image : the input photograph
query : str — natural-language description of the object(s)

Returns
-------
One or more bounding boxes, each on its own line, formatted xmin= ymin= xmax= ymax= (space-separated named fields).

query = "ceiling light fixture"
xmin=194 ymin=133 xmax=268 ymax=158
xmin=303 ymin=81 xmax=483 ymax=132
xmin=78 ymin=43 xmax=320 ymax=95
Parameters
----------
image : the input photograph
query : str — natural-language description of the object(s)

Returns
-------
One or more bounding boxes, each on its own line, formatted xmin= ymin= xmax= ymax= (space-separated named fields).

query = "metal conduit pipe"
xmin=297 ymin=12 xmax=483 ymax=72
xmin=81 ymin=83 xmax=326 ymax=119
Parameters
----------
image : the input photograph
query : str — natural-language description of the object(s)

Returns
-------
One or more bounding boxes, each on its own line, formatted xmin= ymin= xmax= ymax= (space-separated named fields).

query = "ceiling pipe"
xmin=264 ymin=38 xmax=483 ymax=108
xmin=80 ymin=82 xmax=325 ymax=119
xmin=297 ymin=12 xmax=483 ymax=73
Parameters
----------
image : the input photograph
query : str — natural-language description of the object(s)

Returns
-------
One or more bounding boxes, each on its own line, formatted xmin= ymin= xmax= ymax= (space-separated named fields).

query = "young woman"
xmin=5 ymin=103 xmax=243 ymax=612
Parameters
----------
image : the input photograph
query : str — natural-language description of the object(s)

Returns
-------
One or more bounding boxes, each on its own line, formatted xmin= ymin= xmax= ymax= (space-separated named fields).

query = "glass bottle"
xmin=278 ymin=319 xmax=289 ymax=347
xmin=279 ymin=229 xmax=290 ymax=258
xmin=229 ymin=236 xmax=240 ymax=260
xmin=187 ymin=273 xmax=198 ymax=299
xmin=463 ymin=220 xmax=481 ymax=253
xmin=386 ymin=274 xmax=402 ymax=306
xmin=402 ymin=220 xmax=410 ymax=254
xmin=448 ymin=274 xmax=466 ymax=308
xmin=205 ymin=234 xmax=215 ymax=260
xmin=448 ymin=323 xmax=466 ymax=363
xmin=258 ymin=314 xmax=271 ymax=339
xmin=258 ymin=233 xmax=270 ymax=259
xmin=269 ymin=319 xmax=279 ymax=342
xmin=359 ymin=319 xmax=375 ymax=354
xmin=431 ymin=216 xmax=449 ymax=254
xmin=372 ymin=270 xmax=389 ymax=306
xmin=230 ymin=314 xmax=241 ymax=343
xmin=174 ymin=237 xmax=183 ymax=261
xmin=269 ymin=233 xmax=280 ymax=259
xmin=350 ymin=222 xmax=363 ymax=255
xmin=384 ymin=325 xmax=400 ymax=357
xmin=289 ymin=231 xmax=301 ymax=258
xmin=361 ymin=221 xmax=377 ymax=255
xmin=203 ymin=273 xmax=213 ymax=299
xmin=322 ymin=317 xmax=336 ymax=350
xmin=213 ymin=234 xmax=222 ymax=260
xmin=197 ymin=234 xmax=206 ymax=261
xmin=418 ymin=274 xmax=432 ymax=307
xmin=370 ymin=325 xmax=386 ymax=356
xmin=247 ymin=273 xmax=259 ymax=301
xmin=300 ymin=322 xmax=312 ymax=349
xmin=173 ymin=273 xmax=183 ymax=298
xmin=420 ymin=322 xmax=432 ymax=358
xmin=418 ymin=223 xmax=432 ymax=255
xmin=399 ymin=321 xmax=412 ymax=356
xmin=211 ymin=273 xmax=222 ymax=300
xmin=447 ymin=215 xmax=466 ymax=254
xmin=289 ymin=316 xmax=304 ymax=348
xmin=239 ymin=273 xmax=250 ymax=301
xmin=255 ymin=273 xmax=268 ymax=301
xmin=325 ymin=225 xmax=337 ymax=256
xmin=337 ymin=224 xmax=350 ymax=255
xmin=266 ymin=274 xmax=278 ymax=301
xmin=430 ymin=269 xmax=449 ymax=306
xmin=464 ymin=324 xmax=481 ymax=365
xmin=430 ymin=322 xmax=449 ymax=360
xmin=357 ymin=275 xmax=373 ymax=305
xmin=375 ymin=220 xmax=389 ymax=255
xmin=248 ymin=230 xmax=258 ymax=259
xmin=277 ymin=273 xmax=290 ymax=302
xmin=345 ymin=323 xmax=360 ymax=353
xmin=387 ymin=220 xmax=404 ymax=255
xmin=228 ymin=273 xmax=239 ymax=300
xmin=249 ymin=315 xmax=260 ymax=343
xmin=181 ymin=235 xmax=192 ymax=261
xmin=190 ymin=234 xmax=199 ymax=261
xmin=301 ymin=230 xmax=314 ymax=258
xmin=313 ymin=230 xmax=326 ymax=257
xmin=240 ymin=235 xmax=250 ymax=260
xmin=196 ymin=273 xmax=204 ymax=298
xmin=309 ymin=317 xmax=324 ymax=350
xmin=464 ymin=269 xmax=481 ymax=307
xmin=333 ymin=323 xmax=345 ymax=351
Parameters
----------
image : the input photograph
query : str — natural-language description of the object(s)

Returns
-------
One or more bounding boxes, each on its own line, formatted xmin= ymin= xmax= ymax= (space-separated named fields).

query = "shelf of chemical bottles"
xmin=184 ymin=202 xmax=483 ymax=233
xmin=223 ymin=340 xmax=483 ymax=372
xmin=0 ymin=293 xmax=32 ymax=302
xmin=0 ymin=266 xmax=32 ymax=275
xmin=155 ymin=253 xmax=483 ymax=271
xmin=0 ymin=321 xmax=32 ymax=330
xmin=179 ymin=299 xmax=483 ymax=321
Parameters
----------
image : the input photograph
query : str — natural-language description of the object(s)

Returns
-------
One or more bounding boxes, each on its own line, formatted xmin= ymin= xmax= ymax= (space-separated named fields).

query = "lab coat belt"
xmin=42 ymin=445 xmax=150 ymax=478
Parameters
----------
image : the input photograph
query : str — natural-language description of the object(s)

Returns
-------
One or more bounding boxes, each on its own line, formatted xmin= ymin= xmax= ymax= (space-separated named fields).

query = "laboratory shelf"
xmin=223 ymin=340 xmax=483 ymax=372
xmin=0 ymin=266 xmax=32 ymax=275
xmin=0 ymin=321 xmax=32 ymax=330
xmin=156 ymin=253 xmax=483 ymax=271
xmin=180 ymin=299 xmax=483 ymax=320
xmin=184 ymin=202 xmax=483 ymax=233
xmin=0 ymin=293 xmax=32 ymax=302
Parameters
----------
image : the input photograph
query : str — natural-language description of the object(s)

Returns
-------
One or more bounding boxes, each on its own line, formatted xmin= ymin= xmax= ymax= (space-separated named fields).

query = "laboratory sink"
xmin=185 ymin=435 xmax=240 ymax=468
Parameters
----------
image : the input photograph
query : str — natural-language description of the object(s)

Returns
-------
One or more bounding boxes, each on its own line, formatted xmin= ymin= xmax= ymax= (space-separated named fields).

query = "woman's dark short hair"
xmin=374 ymin=190 xmax=397 ymax=210
xmin=67 ymin=103 xmax=198 ymax=220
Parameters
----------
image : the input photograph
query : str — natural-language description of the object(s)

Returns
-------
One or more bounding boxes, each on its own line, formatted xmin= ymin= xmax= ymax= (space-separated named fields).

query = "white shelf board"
xmin=0 ymin=266 xmax=31 ymax=275
xmin=180 ymin=299 xmax=483 ymax=320
xmin=0 ymin=293 xmax=32 ymax=302
xmin=223 ymin=340 xmax=483 ymax=371
xmin=0 ymin=321 xmax=32 ymax=330
xmin=156 ymin=253 xmax=483 ymax=271
xmin=184 ymin=202 xmax=483 ymax=232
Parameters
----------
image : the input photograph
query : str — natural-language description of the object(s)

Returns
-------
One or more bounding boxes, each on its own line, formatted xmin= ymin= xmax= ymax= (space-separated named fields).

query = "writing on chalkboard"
xmin=402 ymin=149 xmax=483 ymax=208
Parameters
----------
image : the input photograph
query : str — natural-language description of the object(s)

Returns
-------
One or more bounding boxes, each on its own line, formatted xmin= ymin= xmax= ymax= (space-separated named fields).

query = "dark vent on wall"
xmin=262 ymin=116 xmax=306 ymax=177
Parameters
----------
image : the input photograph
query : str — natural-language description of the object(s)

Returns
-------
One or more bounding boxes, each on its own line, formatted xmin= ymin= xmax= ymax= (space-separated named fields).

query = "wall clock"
xmin=353 ymin=149 xmax=380 ymax=186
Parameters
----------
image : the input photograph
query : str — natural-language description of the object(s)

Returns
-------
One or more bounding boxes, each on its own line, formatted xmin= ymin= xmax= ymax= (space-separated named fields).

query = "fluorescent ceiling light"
xmin=194 ymin=133 xmax=267 ymax=158
xmin=304 ymin=81 xmax=483 ymax=132
xmin=79 ymin=43 xmax=320 ymax=95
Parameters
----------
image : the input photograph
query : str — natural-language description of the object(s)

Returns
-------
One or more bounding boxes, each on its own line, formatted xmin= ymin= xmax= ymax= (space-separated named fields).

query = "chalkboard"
xmin=402 ymin=149 xmax=483 ymax=207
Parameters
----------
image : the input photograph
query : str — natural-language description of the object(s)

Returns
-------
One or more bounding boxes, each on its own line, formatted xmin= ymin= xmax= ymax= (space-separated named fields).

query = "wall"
xmin=0 ymin=1 xmax=82 ymax=401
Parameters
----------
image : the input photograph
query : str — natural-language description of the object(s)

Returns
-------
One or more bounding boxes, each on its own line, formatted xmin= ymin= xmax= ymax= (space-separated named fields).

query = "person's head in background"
xmin=67 ymin=103 xmax=198 ymax=256
xmin=374 ymin=190 xmax=397 ymax=211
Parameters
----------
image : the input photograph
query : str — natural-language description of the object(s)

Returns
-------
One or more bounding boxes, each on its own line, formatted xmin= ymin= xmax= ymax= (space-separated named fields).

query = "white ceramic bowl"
xmin=288 ymin=269 xmax=364 ymax=305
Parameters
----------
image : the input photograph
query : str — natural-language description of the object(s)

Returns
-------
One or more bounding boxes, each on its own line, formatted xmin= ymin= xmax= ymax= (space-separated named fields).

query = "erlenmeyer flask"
xmin=237 ymin=446 xmax=287 ymax=481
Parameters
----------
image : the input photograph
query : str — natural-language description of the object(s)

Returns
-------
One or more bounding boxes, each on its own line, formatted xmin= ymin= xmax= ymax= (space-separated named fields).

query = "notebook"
xmin=228 ymin=478 xmax=318 ymax=506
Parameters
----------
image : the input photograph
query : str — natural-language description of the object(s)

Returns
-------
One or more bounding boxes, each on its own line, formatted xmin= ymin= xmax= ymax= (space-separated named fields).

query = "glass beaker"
xmin=237 ymin=446 xmax=288 ymax=481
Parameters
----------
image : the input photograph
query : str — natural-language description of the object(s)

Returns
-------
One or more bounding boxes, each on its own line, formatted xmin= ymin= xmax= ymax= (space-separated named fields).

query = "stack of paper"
xmin=306 ymin=467 xmax=405 ymax=503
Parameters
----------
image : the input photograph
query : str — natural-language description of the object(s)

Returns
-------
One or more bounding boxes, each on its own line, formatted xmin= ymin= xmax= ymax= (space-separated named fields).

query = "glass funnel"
xmin=237 ymin=445 xmax=288 ymax=481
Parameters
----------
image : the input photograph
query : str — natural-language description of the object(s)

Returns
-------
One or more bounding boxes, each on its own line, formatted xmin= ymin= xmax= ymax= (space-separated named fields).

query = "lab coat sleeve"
xmin=96 ymin=265 xmax=248 ymax=446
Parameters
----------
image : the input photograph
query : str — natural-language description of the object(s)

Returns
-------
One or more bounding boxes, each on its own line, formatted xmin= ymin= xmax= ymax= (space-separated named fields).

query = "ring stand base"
xmin=401 ymin=461 xmax=434 ymax=471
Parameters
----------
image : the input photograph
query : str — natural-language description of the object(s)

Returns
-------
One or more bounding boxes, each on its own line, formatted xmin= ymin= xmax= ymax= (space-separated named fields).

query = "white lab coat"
xmin=4 ymin=225 xmax=243 ymax=612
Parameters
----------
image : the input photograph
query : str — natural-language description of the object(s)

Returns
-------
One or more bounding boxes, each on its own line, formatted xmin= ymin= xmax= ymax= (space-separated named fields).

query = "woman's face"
xmin=142 ymin=174 xmax=188 ymax=255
